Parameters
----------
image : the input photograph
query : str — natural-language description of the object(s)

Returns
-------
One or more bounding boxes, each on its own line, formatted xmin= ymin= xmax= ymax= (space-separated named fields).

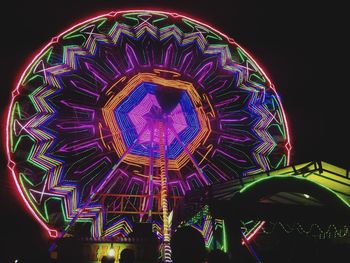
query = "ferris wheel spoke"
xmin=88 ymin=124 xmax=150 ymax=200
xmin=168 ymin=125 xmax=210 ymax=186
xmin=196 ymin=149 xmax=231 ymax=181
xmin=54 ymin=125 xmax=140 ymax=154
xmin=146 ymin=123 xmax=155 ymax=221
xmin=8 ymin=12 xmax=290 ymax=261
xmin=159 ymin=122 xmax=172 ymax=262
xmin=49 ymin=124 xmax=150 ymax=249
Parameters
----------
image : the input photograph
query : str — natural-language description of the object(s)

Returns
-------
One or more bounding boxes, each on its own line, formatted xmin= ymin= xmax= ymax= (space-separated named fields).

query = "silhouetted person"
xmin=148 ymin=235 xmax=160 ymax=263
xmin=57 ymin=237 xmax=85 ymax=263
xmin=170 ymin=226 xmax=206 ymax=263
xmin=207 ymin=249 xmax=230 ymax=263
xmin=119 ymin=248 xmax=135 ymax=263
xmin=101 ymin=255 xmax=115 ymax=263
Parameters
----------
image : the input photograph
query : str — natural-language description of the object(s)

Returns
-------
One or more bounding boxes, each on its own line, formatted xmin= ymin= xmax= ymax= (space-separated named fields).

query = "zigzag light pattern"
xmin=7 ymin=10 xmax=291 ymax=243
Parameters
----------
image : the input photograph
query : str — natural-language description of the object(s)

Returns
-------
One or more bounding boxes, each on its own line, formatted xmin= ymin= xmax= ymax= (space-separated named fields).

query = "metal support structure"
xmin=159 ymin=122 xmax=172 ymax=262
xmin=99 ymin=194 xmax=183 ymax=215
xmin=147 ymin=126 xmax=155 ymax=222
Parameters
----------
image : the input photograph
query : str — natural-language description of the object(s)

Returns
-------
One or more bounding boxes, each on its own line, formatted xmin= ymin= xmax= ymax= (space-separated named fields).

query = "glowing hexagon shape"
xmin=102 ymin=72 xmax=211 ymax=170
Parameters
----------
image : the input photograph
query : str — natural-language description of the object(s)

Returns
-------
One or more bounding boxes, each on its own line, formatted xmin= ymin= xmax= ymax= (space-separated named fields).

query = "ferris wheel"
xmin=6 ymin=10 xmax=291 ymax=261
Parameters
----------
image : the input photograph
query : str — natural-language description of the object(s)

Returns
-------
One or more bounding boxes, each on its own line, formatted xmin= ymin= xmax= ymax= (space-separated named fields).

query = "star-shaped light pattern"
xmin=103 ymin=73 xmax=210 ymax=171
xmin=6 ymin=11 xmax=291 ymax=259
xmin=115 ymin=82 xmax=200 ymax=159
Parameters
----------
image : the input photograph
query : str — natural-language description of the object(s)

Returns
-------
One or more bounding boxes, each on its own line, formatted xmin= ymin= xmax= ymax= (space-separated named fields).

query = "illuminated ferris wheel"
xmin=6 ymin=10 xmax=291 ymax=261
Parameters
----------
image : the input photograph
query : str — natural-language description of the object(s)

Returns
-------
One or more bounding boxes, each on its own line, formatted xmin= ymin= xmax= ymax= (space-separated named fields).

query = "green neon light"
xmin=19 ymin=173 xmax=34 ymax=186
xmin=42 ymin=197 xmax=92 ymax=225
xmin=62 ymin=18 xmax=106 ymax=40
xmin=28 ymin=88 xmax=41 ymax=113
xmin=206 ymin=234 xmax=214 ymax=248
xmin=245 ymin=221 xmax=261 ymax=237
xmin=239 ymin=175 xmax=350 ymax=208
xmin=308 ymin=179 xmax=350 ymax=208
xmin=122 ymin=13 xmax=141 ymax=25
xmin=42 ymin=197 xmax=61 ymax=222
xmin=152 ymin=15 xmax=168 ymax=25
xmin=268 ymin=96 xmax=287 ymax=140
xmin=181 ymin=18 xmax=222 ymax=41
xmin=222 ymin=220 xmax=228 ymax=253
xmin=274 ymin=154 xmax=286 ymax=169
xmin=25 ymin=137 xmax=46 ymax=171
xmin=96 ymin=18 xmax=108 ymax=29
xmin=44 ymin=197 xmax=60 ymax=211
xmin=207 ymin=33 xmax=223 ymax=41
xmin=45 ymin=47 xmax=54 ymax=63
xmin=249 ymin=73 xmax=265 ymax=83
xmin=19 ymin=174 xmax=49 ymax=222
xmin=12 ymin=133 xmax=35 ymax=154
xmin=269 ymin=122 xmax=285 ymax=138
xmin=240 ymin=176 xmax=274 ymax=193
xmin=237 ymin=47 xmax=247 ymax=64
xmin=182 ymin=18 xmax=198 ymax=30
xmin=22 ymin=47 xmax=53 ymax=84
xmin=10 ymin=101 xmax=22 ymax=152
xmin=108 ymin=22 xmax=118 ymax=36
xmin=26 ymin=75 xmax=44 ymax=85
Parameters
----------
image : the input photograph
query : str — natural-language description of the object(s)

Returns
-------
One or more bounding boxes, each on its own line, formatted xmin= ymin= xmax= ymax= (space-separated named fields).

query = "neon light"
xmin=242 ymin=221 xmax=265 ymax=245
xmin=222 ymin=220 xmax=228 ymax=253
xmin=240 ymin=175 xmax=350 ymax=207
xmin=102 ymin=73 xmax=210 ymax=170
xmin=6 ymin=10 xmax=291 ymax=244
xmin=159 ymin=122 xmax=172 ymax=262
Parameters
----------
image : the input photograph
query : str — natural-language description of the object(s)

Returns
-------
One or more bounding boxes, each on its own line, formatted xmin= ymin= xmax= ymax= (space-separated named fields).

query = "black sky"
xmin=0 ymin=0 xmax=348 ymax=261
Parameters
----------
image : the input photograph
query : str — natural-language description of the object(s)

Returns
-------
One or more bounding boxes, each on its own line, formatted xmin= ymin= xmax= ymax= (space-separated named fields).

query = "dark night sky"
xmin=0 ymin=0 xmax=348 ymax=261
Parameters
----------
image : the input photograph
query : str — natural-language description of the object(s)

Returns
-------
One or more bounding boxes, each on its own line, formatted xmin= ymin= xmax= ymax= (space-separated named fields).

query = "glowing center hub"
xmin=102 ymin=72 xmax=211 ymax=169
xmin=143 ymin=106 xmax=174 ymax=128
xmin=113 ymin=82 xmax=200 ymax=159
